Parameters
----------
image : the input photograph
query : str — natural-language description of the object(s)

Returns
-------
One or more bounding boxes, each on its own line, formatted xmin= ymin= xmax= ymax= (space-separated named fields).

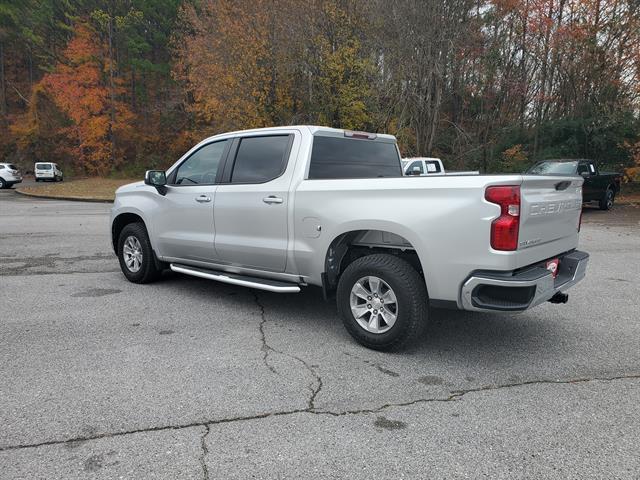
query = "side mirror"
xmin=580 ymin=172 xmax=589 ymax=178
xmin=145 ymin=170 xmax=167 ymax=195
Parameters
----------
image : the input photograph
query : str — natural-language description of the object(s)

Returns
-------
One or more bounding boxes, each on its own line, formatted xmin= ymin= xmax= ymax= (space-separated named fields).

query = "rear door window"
xmin=230 ymin=135 xmax=291 ymax=184
xmin=308 ymin=136 xmax=402 ymax=179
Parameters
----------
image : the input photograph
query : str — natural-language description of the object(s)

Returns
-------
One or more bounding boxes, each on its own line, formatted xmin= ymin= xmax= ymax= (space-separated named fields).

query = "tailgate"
xmin=518 ymin=175 xmax=583 ymax=251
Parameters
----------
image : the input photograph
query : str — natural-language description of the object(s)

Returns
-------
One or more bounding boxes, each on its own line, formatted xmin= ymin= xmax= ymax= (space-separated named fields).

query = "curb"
xmin=15 ymin=188 xmax=113 ymax=204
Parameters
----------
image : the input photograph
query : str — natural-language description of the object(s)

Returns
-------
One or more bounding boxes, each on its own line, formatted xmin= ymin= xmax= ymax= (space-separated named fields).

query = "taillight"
xmin=485 ymin=185 xmax=520 ymax=251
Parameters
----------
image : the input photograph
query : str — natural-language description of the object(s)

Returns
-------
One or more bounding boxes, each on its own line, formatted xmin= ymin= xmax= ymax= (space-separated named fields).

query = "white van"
xmin=35 ymin=162 xmax=63 ymax=182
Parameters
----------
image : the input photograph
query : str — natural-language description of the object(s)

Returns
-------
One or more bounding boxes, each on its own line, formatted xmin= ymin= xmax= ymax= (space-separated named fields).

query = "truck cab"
xmin=402 ymin=157 xmax=444 ymax=176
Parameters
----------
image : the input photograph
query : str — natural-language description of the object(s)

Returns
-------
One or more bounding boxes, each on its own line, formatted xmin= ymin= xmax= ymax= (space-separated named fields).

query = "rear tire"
xmin=337 ymin=253 xmax=428 ymax=351
xmin=0 ymin=178 xmax=6 ymax=189
xmin=117 ymin=222 xmax=163 ymax=284
xmin=599 ymin=187 xmax=614 ymax=210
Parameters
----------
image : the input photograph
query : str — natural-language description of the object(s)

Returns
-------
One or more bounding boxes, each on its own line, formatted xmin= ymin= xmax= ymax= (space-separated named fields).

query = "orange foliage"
xmin=623 ymin=140 xmax=640 ymax=182
xmin=42 ymin=24 xmax=134 ymax=175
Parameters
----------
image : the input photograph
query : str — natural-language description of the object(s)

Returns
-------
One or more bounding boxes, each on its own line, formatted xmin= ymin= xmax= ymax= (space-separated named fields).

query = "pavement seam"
xmin=1 ymin=373 xmax=638 ymax=453
xmin=253 ymin=293 xmax=323 ymax=410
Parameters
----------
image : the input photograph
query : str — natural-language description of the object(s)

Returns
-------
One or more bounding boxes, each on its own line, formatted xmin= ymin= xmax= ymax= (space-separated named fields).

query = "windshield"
xmin=36 ymin=163 xmax=52 ymax=170
xmin=7 ymin=164 xmax=17 ymax=170
xmin=527 ymin=161 xmax=577 ymax=175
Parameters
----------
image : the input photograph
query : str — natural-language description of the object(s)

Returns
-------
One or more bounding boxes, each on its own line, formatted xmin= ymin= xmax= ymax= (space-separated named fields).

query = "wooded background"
xmin=1 ymin=0 xmax=639 ymax=177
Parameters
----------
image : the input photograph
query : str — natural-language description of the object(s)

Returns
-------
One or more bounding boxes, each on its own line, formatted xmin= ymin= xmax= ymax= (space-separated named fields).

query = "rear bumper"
xmin=460 ymin=250 xmax=589 ymax=312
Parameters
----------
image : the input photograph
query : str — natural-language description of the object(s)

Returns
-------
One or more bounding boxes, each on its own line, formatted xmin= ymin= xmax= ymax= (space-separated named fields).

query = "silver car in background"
xmin=0 ymin=163 xmax=22 ymax=189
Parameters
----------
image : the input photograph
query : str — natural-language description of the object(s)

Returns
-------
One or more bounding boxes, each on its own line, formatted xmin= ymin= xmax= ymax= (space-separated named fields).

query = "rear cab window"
xmin=308 ymin=135 xmax=402 ymax=179
xmin=528 ymin=161 xmax=578 ymax=175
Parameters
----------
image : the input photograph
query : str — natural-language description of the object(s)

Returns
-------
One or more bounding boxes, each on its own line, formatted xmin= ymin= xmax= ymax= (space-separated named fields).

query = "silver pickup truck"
xmin=111 ymin=126 xmax=588 ymax=350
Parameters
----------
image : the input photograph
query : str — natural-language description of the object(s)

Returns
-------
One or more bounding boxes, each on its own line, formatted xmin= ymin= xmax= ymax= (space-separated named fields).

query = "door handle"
xmin=263 ymin=196 xmax=283 ymax=204
xmin=195 ymin=195 xmax=211 ymax=203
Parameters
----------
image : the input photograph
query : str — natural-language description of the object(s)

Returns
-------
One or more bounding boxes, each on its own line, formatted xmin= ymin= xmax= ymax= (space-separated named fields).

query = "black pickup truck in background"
xmin=527 ymin=159 xmax=622 ymax=210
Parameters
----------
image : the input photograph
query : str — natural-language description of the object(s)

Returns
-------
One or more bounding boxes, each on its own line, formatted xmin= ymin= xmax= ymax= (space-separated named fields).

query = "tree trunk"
xmin=533 ymin=0 xmax=555 ymax=159
xmin=107 ymin=13 xmax=117 ymax=165
xmin=0 ymin=41 xmax=6 ymax=117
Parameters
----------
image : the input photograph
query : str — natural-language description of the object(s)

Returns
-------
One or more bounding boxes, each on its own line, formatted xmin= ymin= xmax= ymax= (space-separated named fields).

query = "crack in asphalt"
xmin=254 ymin=293 xmax=278 ymax=375
xmin=1 ymin=373 xmax=638 ymax=453
xmin=253 ymin=293 xmax=323 ymax=410
xmin=312 ymin=373 xmax=640 ymax=417
xmin=199 ymin=425 xmax=210 ymax=480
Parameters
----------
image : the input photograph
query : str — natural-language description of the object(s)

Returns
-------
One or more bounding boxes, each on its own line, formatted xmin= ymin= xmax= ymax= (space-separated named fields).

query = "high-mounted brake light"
xmin=485 ymin=185 xmax=520 ymax=251
xmin=344 ymin=130 xmax=377 ymax=140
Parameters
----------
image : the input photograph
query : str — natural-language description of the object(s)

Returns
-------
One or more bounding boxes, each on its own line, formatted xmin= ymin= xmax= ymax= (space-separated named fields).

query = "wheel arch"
xmin=608 ymin=182 xmax=619 ymax=194
xmin=111 ymin=212 xmax=147 ymax=254
xmin=323 ymin=229 xmax=427 ymax=295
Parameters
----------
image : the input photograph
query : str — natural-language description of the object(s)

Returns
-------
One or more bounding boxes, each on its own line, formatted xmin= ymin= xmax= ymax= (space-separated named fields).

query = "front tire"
xmin=337 ymin=254 xmax=428 ymax=351
xmin=117 ymin=223 xmax=163 ymax=284
xmin=599 ymin=187 xmax=614 ymax=210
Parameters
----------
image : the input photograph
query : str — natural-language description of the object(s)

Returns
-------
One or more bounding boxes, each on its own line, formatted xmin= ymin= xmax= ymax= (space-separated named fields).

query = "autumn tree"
xmin=42 ymin=23 xmax=134 ymax=175
xmin=1 ymin=0 xmax=640 ymax=175
xmin=173 ymin=0 xmax=281 ymax=133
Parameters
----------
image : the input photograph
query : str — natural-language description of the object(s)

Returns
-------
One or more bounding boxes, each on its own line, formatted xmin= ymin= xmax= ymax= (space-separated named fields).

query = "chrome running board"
xmin=170 ymin=263 xmax=301 ymax=293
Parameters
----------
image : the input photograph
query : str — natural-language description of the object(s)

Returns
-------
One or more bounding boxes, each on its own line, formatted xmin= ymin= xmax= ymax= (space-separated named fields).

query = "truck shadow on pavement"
xmin=158 ymin=271 xmax=563 ymax=366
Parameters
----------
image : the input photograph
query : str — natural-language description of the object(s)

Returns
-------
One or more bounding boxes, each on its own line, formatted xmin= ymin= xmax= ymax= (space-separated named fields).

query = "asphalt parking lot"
xmin=1 ymin=187 xmax=639 ymax=479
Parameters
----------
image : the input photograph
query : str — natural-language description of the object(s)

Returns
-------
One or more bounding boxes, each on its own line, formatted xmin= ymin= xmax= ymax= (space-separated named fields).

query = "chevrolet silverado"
xmin=111 ymin=126 xmax=589 ymax=350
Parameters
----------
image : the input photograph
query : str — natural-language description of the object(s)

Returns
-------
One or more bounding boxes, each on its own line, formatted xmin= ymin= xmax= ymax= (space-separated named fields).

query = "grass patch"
xmin=18 ymin=178 xmax=138 ymax=201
